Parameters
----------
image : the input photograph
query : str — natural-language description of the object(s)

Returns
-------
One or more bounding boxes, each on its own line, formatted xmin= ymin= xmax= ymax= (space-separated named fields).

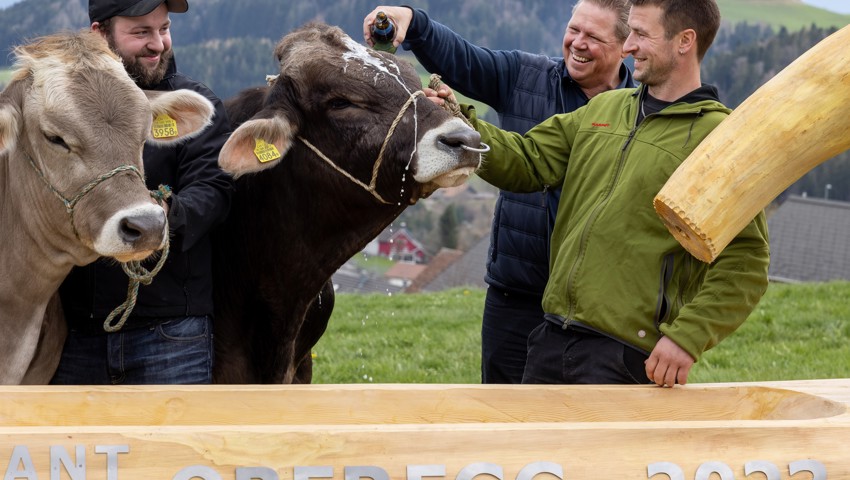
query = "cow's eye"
xmin=44 ymin=133 xmax=70 ymax=151
xmin=328 ymin=98 xmax=354 ymax=110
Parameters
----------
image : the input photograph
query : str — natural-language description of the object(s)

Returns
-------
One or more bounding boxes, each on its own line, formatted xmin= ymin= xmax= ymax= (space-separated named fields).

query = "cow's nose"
xmin=118 ymin=211 xmax=167 ymax=250
xmin=438 ymin=128 xmax=483 ymax=151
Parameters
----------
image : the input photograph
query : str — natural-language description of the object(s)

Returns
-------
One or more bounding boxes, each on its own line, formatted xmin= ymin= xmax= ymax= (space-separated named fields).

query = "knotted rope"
xmin=26 ymin=154 xmax=145 ymax=239
xmin=428 ymin=74 xmax=474 ymax=129
xmin=103 ymin=185 xmax=173 ymax=333
xmin=25 ymin=152 xmax=172 ymax=333
xmin=298 ymin=89 xmax=425 ymax=205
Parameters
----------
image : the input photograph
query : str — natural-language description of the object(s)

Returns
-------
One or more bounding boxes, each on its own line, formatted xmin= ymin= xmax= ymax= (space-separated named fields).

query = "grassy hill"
xmin=718 ymin=0 xmax=850 ymax=30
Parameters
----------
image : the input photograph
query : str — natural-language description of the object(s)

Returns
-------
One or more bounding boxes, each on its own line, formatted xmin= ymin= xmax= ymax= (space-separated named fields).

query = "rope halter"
xmin=297 ymin=89 xmax=425 ymax=205
xmin=25 ymin=152 xmax=171 ymax=332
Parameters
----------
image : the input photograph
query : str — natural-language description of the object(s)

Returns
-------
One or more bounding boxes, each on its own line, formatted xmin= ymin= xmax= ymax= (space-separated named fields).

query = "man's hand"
xmin=423 ymin=84 xmax=455 ymax=107
xmin=363 ymin=6 xmax=414 ymax=49
xmin=645 ymin=336 xmax=695 ymax=387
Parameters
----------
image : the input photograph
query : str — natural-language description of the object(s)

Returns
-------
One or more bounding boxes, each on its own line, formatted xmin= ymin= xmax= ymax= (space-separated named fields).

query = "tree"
xmin=438 ymin=204 xmax=460 ymax=249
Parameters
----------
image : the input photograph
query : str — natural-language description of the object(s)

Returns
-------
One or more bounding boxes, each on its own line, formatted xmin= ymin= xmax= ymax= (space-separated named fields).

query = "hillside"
xmin=718 ymin=0 xmax=850 ymax=30
xmin=0 ymin=0 xmax=848 ymax=209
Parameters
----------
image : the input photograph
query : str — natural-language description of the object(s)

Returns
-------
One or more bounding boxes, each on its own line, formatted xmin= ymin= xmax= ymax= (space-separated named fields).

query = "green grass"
xmin=313 ymin=288 xmax=484 ymax=383
xmin=717 ymin=0 xmax=850 ymax=30
xmin=0 ymin=68 xmax=13 ymax=87
xmin=312 ymin=282 xmax=850 ymax=384
xmin=347 ymin=252 xmax=397 ymax=276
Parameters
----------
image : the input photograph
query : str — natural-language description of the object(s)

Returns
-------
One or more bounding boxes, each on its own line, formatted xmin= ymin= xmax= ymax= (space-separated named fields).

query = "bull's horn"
xmin=654 ymin=24 xmax=850 ymax=263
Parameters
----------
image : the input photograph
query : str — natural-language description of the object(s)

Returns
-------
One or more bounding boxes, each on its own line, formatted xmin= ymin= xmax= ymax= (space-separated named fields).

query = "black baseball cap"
xmin=89 ymin=0 xmax=189 ymax=23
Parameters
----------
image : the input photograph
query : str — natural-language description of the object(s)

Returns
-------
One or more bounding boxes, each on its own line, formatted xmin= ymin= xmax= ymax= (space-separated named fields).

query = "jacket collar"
xmin=631 ymin=83 xmax=723 ymax=105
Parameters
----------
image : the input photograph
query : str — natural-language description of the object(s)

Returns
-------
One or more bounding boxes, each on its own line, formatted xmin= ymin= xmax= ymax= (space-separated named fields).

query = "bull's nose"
xmin=118 ymin=211 xmax=166 ymax=250
xmin=438 ymin=128 xmax=483 ymax=151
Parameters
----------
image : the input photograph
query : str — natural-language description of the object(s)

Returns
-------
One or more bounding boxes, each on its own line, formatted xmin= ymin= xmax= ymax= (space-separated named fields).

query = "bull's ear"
xmin=145 ymin=89 xmax=214 ymax=145
xmin=218 ymin=115 xmax=295 ymax=178
xmin=0 ymin=79 xmax=26 ymax=155
xmin=0 ymin=102 xmax=20 ymax=155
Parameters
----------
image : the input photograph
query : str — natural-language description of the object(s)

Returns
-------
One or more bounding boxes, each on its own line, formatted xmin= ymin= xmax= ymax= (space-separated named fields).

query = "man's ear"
xmin=218 ymin=114 xmax=296 ymax=178
xmin=678 ymin=29 xmax=697 ymax=55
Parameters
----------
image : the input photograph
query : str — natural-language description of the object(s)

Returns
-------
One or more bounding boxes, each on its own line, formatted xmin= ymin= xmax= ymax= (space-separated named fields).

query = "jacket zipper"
xmin=564 ymin=97 xmax=642 ymax=324
xmin=677 ymin=254 xmax=692 ymax=309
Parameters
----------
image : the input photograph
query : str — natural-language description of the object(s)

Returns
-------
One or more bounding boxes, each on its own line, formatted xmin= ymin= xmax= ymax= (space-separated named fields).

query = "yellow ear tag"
xmin=254 ymin=138 xmax=282 ymax=163
xmin=152 ymin=114 xmax=179 ymax=139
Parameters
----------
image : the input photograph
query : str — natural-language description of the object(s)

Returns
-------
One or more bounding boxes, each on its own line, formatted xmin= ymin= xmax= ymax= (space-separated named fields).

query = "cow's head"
xmin=219 ymin=23 xmax=483 ymax=206
xmin=0 ymin=31 xmax=214 ymax=263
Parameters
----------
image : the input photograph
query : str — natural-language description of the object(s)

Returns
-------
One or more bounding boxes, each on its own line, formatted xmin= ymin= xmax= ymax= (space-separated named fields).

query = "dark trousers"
xmin=522 ymin=321 xmax=653 ymax=385
xmin=51 ymin=315 xmax=214 ymax=385
xmin=481 ymin=286 xmax=546 ymax=384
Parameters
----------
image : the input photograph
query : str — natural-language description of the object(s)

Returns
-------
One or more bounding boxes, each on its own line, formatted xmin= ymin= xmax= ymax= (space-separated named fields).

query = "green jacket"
xmin=468 ymin=85 xmax=770 ymax=360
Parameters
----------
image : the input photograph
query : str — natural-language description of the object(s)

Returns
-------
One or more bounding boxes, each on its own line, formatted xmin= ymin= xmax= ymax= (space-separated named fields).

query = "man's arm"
xmin=463 ymin=104 xmax=578 ymax=192
xmin=166 ymin=91 xmax=234 ymax=253
xmin=363 ymin=6 xmax=521 ymax=109
xmin=653 ymin=213 xmax=771 ymax=385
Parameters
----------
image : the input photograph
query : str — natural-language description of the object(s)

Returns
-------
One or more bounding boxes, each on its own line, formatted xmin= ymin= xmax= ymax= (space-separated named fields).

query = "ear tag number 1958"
xmin=254 ymin=138 xmax=282 ymax=163
xmin=152 ymin=114 xmax=179 ymax=139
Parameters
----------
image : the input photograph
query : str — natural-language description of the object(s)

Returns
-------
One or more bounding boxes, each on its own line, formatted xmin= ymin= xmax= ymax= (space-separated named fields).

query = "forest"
xmin=0 ymin=0 xmax=848 ymax=201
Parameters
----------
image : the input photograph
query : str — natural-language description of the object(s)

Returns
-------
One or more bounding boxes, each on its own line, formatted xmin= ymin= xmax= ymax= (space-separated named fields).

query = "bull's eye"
xmin=45 ymin=133 xmax=70 ymax=151
xmin=328 ymin=98 xmax=354 ymax=110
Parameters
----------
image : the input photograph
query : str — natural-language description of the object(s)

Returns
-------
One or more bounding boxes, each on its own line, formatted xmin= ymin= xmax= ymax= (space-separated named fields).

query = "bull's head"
xmin=219 ymin=22 xmax=483 ymax=206
xmin=0 ymin=30 xmax=214 ymax=264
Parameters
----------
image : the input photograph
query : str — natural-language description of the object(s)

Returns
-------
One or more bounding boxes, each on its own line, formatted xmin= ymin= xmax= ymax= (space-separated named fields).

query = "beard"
xmin=123 ymin=47 xmax=173 ymax=88
xmin=634 ymin=51 xmax=677 ymax=87
xmin=104 ymin=33 xmax=173 ymax=88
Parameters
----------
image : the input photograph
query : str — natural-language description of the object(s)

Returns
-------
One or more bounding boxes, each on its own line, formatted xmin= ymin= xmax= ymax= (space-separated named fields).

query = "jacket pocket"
xmin=653 ymin=253 xmax=675 ymax=329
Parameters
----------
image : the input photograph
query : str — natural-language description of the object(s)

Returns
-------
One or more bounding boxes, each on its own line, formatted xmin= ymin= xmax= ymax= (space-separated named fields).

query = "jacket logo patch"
xmin=591 ymin=122 xmax=611 ymax=128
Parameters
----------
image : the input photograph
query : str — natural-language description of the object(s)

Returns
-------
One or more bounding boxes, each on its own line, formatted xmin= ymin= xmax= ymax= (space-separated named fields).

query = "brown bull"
xmin=0 ymin=31 xmax=215 ymax=384
xmin=212 ymin=23 xmax=484 ymax=383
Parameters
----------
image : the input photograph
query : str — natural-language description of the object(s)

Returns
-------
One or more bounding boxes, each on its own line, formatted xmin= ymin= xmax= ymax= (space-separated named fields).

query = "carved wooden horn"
xmin=654 ymin=24 xmax=850 ymax=263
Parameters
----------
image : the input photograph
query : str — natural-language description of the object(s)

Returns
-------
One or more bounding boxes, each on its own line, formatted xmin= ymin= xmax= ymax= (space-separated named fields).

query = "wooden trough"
xmin=0 ymin=380 xmax=848 ymax=479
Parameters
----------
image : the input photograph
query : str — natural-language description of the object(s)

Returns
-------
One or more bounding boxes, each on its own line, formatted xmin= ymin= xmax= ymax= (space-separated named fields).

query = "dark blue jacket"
xmin=404 ymin=8 xmax=635 ymax=297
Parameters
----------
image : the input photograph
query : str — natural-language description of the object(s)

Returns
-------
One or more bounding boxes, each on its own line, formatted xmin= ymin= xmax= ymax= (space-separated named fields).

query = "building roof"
xmin=767 ymin=195 xmax=850 ymax=282
xmin=332 ymin=262 xmax=405 ymax=295
xmin=385 ymin=262 xmax=428 ymax=281
xmin=407 ymin=236 xmax=489 ymax=293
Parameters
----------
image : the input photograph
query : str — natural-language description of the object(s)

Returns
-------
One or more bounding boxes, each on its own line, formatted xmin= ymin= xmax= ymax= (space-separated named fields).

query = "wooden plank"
xmin=0 ymin=383 xmax=844 ymax=426
xmin=0 ymin=381 xmax=847 ymax=479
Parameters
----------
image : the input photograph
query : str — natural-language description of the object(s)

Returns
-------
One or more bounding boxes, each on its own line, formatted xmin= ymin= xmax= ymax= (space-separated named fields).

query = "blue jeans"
xmin=522 ymin=321 xmax=652 ymax=385
xmin=51 ymin=316 xmax=214 ymax=385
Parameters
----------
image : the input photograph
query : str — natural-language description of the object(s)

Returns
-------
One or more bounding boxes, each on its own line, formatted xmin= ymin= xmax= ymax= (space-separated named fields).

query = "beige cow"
xmin=0 ymin=31 xmax=215 ymax=384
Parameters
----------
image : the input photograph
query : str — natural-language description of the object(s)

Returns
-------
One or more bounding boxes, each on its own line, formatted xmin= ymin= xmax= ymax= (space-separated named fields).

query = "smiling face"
xmin=562 ymin=1 xmax=626 ymax=98
xmin=100 ymin=3 xmax=173 ymax=88
xmin=622 ymin=4 xmax=679 ymax=89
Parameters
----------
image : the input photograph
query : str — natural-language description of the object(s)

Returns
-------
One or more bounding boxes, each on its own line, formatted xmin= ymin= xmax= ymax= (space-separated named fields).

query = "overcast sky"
xmin=801 ymin=0 xmax=850 ymax=13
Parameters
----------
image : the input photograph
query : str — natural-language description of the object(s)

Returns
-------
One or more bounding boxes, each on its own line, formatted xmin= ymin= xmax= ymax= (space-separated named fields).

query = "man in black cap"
xmin=52 ymin=0 xmax=233 ymax=384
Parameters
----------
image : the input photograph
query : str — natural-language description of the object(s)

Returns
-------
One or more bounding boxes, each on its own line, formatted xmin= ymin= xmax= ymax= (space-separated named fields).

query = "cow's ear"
xmin=218 ymin=115 xmax=296 ymax=178
xmin=0 ymin=79 xmax=25 ymax=155
xmin=145 ymin=89 xmax=214 ymax=145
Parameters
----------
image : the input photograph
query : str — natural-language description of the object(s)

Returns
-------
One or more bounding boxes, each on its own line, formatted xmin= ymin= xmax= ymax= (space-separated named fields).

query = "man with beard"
xmin=51 ymin=0 xmax=233 ymax=384
xmin=451 ymin=0 xmax=770 ymax=386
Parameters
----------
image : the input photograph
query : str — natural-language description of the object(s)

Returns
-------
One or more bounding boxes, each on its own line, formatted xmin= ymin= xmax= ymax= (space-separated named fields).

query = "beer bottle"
xmin=370 ymin=11 xmax=397 ymax=54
